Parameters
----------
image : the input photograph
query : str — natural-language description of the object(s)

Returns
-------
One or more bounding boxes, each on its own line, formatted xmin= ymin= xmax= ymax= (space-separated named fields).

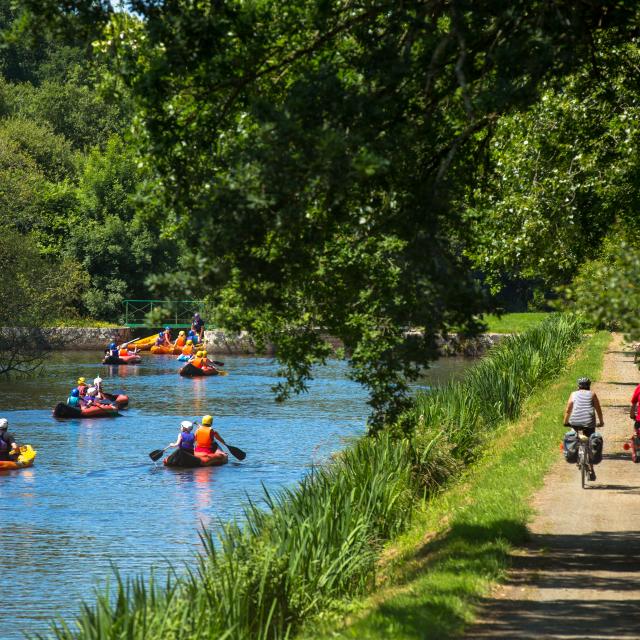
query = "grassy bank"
xmin=305 ymin=330 xmax=610 ymax=639
xmin=46 ymin=316 xmax=586 ymax=640
xmin=482 ymin=312 xmax=551 ymax=333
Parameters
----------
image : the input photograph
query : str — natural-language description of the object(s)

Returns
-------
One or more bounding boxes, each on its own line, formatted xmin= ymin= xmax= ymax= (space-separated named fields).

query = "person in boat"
xmin=194 ymin=415 xmax=227 ymax=459
xmin=0 ymin=418 xmax=18 ymax=461
xmin=76 ymin=377 xmax=89 ymax=396
xmin=190 ymin=350 xmax=205 ymax=368
xmin=67 ymin=388 xmax=82 ymax=408
xmin=186 ymin=329 xmax=199 ymax=345
xmin=107 ymin=342 xmax=120 ymax=358
xmin=191 ymin=313 xmax=205 ymax=343
xmin=93 ymin=377 xmax=106 ymax=400
xmin=173 ymin=330 xmax=187 ymax=349
xmin=167 ymin=421 xmax=196 ymax=454
xmin=118 ymin=343 xmax=138 ymax=356
xmin=182 ymin=339 xmax=195 ymax=356
xmin=202 ymin=350 xmax=220 ymax=372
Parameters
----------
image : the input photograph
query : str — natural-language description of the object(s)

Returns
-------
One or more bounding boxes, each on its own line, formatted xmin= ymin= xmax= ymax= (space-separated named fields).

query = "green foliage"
xmin=44 ymin=316 xmax=583 ymax=640
xmin=465 ymin=36 xmax=640 ymax=289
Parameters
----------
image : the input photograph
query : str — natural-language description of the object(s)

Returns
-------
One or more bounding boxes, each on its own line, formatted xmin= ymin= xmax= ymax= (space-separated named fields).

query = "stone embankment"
xmin=47 ymin=327 xmax=506 ymax=356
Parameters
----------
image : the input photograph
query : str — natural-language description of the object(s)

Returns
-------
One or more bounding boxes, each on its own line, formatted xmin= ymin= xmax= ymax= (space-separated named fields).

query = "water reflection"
xmin=0 ymin=351 xmax=474 ymax=639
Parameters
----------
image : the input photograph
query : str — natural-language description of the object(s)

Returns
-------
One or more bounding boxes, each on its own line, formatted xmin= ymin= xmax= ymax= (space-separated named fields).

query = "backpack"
xmin=563 ymin=431 xmax=578 ymax=463
xmin=589 ymin=432 xmax=604 ymax=465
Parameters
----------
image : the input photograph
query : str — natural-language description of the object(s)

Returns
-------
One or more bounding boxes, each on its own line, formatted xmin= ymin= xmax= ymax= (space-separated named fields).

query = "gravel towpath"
xmin=467 ymin=333 xmax=640 ymax=639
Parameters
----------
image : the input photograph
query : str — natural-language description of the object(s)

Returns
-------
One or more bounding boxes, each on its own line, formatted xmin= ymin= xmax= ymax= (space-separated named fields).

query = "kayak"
xmin=124 ymin=334 xmax=158 ymax=351
xmin=163 ymin=448 xmax=228 ymax=468
xmin=103 ymin=354 xmax=141 ymax=365
xmin=52 ymin=402 xmax=120 ymax=419
xmin=179 ymin=362 xmax=220 ymax=377
xmin=177 ymin=354 xmax=190 ymax=362
xmin=150 ymin=345 xmax=182 ymax=355
xmin=101 ymin=392 xmax=129 ymax=409
xmin=0 ymin=445 xmax=36 ymax=470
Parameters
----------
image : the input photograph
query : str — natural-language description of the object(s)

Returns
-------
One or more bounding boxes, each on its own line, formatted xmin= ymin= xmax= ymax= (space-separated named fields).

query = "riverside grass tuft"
xmin=44 ymin=315 xmax=584 ymax=640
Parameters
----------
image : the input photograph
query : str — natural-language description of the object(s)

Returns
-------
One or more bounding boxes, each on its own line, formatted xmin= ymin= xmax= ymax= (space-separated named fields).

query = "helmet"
xmin=109 ymin=342 xmax=117 ymax=350
xmin=193 ymin=312 xmax=200 ymax=319
xmin=165 ymin=326 xmax=171 ymax=331
xmin=71 ymin=389 xmax=80 ymax=397
xmin=0 ymin=418 xmax=8 ymax=430
xmin=186 ymin=339 xmax=193 ymax=344
xmin=180 ymin=420 xmax=193 ymax=432
xmin=77 ymin=377 xmax=86 ymax=384
xmin=179 ymin=331 xmax=185 ymax=336
xmin=202 ymin=350 xmax=207 ymax=356
xmin=196 ymin=351 xmax=203 ymax=358
xmin=93 ymin=377 xmax=103 ymax=386
xmin=201 ymin=414 xmax=213 ymax=426
xmin=577 ymin=377 xmax=591 ymax=389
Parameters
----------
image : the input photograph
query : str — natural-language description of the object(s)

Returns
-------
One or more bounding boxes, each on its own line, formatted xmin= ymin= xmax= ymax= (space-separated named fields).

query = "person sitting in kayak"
xmin=191 ymin=350 xmax=205 ymax=368
xmin=174 ymin=330 xmax=187 ymax=349
xmin=191 ymin=313 xmax=205 ymax=343
xmin=194 ymin=415 xmax=227 ymax=459
xmin=92 ymin=377 xmax=106 ymax=400
xmin=186 ymin=328 xmax=199 ymax=345
xmin=118 ymin=344 xmax=138 ymax=357
xmin=76 ymin=377 xmax=89 ymax=396
xmin=167 ymin=421 xmax=196 ymax=454
xmin=67 ymin=388 xmax=82 ymax=408
xmin=106 ymin=342 xmax=120 ymax=359
xmin=182 ymin=339 xmax=195 ymax=356
xmin=0 ymin=418 xmax=18 ymax=461
xmin=202 ymin=350 xmax=220 ymax=372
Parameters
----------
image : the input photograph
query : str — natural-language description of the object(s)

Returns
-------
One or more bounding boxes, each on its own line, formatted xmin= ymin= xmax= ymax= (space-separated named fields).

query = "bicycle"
xmin=575 ymin=428 xmax=594 ymax=489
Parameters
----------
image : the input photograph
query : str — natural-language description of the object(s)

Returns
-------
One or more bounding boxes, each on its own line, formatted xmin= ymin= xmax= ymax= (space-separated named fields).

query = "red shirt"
xmin=631 ymin=385 xmax=640 ymax=420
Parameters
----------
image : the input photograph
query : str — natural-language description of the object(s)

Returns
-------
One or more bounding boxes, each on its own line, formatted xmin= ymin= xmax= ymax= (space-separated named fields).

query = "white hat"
xmin=180 ymin=420 xmax=193 ymax=432
xmin=0 ymin=418 xmax=8 ymax=430
xmin=93 ymin=377 xmax=103 ymax=386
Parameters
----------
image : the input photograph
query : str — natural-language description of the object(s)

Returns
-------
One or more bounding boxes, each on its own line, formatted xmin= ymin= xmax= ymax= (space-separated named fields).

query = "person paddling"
xmin=167 ymin=421 xmax=196 ymax=454
xmin=76 ymin=377 xmax=88 ymax=396
xmin=0 ymin=418 xmax=19 ymax=461
xmin=67 ymin=388 xmax=82 ymax=408
xmin=194 ymin=415 xmax=227 ymax=462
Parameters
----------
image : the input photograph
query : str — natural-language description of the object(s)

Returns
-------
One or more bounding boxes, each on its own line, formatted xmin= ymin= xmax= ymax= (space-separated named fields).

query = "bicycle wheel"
xmin=581 ymin=457 xmax=587 ymax=488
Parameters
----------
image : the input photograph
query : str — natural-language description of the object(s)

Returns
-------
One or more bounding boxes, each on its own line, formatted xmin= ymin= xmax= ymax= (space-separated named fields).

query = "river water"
xmin=0 ymin=351 xmax=473 ymax=639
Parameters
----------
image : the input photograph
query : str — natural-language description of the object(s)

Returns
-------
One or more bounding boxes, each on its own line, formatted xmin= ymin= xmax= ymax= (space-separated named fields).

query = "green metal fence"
xmin=123 ymin=300 xmax=204 ymax=328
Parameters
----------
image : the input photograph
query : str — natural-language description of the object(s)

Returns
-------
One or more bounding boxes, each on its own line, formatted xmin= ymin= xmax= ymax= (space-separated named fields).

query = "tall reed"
xmin=43 ymin=315 xmax=583 ymax=640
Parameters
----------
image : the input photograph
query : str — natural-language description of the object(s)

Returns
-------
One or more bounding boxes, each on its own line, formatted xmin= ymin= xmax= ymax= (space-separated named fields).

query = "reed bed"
xmin=44 ymin=315 xmax=583 ymax=640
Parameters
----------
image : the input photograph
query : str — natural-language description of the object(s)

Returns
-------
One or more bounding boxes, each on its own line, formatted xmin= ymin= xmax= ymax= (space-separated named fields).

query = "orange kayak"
xmin=125 ymin=334 xmax=158 ymax=351
xmin=0 ymin=445 xmax=36 ymax=470
xmin=150 ymin=345 xmax=182 ymax=355
xmin=163 ymin=448 xmax=228 ymax=468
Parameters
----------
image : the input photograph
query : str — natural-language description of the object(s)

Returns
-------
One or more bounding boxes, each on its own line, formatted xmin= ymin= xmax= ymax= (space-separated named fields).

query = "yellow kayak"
xmin=0 ymin=444 xmax=37 ymax=470
xmin=126 ymin=334 xmax=159 ymax=351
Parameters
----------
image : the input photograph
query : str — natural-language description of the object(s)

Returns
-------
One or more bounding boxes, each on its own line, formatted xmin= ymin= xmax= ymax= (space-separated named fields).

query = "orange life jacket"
xmin=182 ymin=344 xmax=194 ymax=355
xmin=119 ymin=349 xmax=129 ymax=356
xmin=195 ymin=426 xmax=216 ymax=453
xmin=175 ymin=336 xmax=186 ymax=347
xmin=191 ymin=357 xmax=204 ymax=369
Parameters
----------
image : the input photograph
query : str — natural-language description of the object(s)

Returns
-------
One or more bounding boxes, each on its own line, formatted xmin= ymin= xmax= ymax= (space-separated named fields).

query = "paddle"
xmin=149 ymin=446 xmax=168 ymax=462
xmin=225 ymin=444 xmax=246 ymax=460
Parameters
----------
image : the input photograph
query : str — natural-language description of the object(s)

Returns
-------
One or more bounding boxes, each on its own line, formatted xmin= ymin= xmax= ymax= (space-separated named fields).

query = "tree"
xmin=22 ymin=1 xmax=640 ymax=425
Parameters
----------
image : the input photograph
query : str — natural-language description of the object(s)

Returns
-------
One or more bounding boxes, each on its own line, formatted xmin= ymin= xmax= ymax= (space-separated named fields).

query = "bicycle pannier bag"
xmin=590 ymin=432 xmax=604 ymax=465
xmin=563 ymin=431 xmax=578 ymax=463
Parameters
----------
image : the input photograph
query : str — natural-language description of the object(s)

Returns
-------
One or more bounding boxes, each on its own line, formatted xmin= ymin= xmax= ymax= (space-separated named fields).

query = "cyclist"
xmin=563 ymin=377 xmax=604 ymax=480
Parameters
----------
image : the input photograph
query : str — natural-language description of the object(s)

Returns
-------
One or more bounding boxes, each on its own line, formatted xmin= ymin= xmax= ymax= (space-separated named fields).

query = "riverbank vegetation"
xmin=45 ymin=315 xmax=584 ymax=639
xmin=304 ymin=330 xmax=610 ymax=639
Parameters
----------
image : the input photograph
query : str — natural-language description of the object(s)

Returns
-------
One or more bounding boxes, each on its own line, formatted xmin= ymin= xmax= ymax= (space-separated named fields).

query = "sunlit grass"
xmin=482 ymin=312 xmax=552 ymax=333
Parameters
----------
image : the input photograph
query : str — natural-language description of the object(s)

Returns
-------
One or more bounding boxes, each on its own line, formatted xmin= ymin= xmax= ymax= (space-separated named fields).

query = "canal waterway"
xmin=0 ymin=351 xmax=474 ymax=639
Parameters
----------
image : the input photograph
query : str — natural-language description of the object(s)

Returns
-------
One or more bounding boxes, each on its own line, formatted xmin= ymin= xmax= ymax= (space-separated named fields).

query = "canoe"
xmin=125 ymin=334 xmax=157 ymax=351
xmin=150 ymin=345 xmax=182 ymax=355
xmin=0 ymin=445 xmax=37 ymax=470
xmin=103 ymin=354 xmax=141 ymax=365
xmin=101 ymin=392 xmax=129 ymax=409
xmin=163 ymin=448 xmax=228 ymax=468
xmin=52 ymin=402 xmax=119 ymax=419
xmin=179 ymin=362 xmax=220 ymax=377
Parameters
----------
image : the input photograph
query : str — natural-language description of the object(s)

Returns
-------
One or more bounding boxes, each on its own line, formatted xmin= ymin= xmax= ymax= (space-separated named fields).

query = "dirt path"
xmin=467 ymin=334 xmax=640 ymax=639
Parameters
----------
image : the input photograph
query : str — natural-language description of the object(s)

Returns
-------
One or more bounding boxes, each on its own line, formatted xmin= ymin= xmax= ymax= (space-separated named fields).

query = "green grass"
xmin=300 ymin=330 xmax=610 ymax=640
xmin=482 ymin=312 xmax=552 ymax=333
xmin=45 ymin=318 xmax=121 ymax=328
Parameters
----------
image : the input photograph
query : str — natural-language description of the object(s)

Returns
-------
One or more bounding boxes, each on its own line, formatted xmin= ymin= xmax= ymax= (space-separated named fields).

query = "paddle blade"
xmin=149 ymin=449 xmax=165 ymax=462
xmin=227 ymin=444 xmax=246 ymax=461
xmin=212 ymin=360 xmax=225 ymax=367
